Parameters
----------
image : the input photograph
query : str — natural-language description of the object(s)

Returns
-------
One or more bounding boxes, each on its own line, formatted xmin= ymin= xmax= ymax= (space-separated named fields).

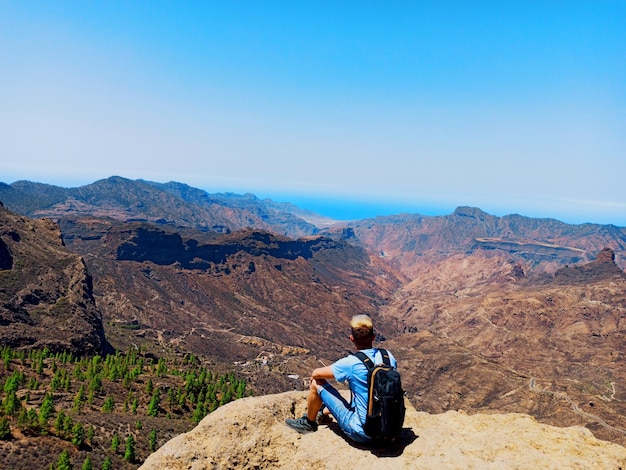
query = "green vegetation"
xmin=0 ymin=345 xmax=249 ymax=468
xmin=81 ymin=456 xmax=92 ymax=470
xmin=55 ymin=450 xmax=73 ymax=470
xmin=124 ymin=433 xmax=136 ymax=462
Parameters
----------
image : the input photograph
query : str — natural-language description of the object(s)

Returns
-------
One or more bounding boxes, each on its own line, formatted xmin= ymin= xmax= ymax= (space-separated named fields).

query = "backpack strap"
xmin=378 ymin=348 xmax=391 ymax=367
xmin=352 ymin=351 xmax=374 ymax=417
xmin=354 ymin=349 xmax=391 ymax=369
xmin=353 ymin=350 xmax=391 ymax=420
xmin=353 ymin=351 xmax=374 ymax=372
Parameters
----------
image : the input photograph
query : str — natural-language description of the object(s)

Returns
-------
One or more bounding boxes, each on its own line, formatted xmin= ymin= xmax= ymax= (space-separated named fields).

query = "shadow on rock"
xmin=326 ymin=422 xmax=418 ymax=457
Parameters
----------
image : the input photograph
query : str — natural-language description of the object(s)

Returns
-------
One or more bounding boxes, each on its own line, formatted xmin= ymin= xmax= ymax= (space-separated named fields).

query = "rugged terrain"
xmin=2 ymin=178 xmax=626 ymax=467
xmin=382 ymin=247 xmax=626 ymax=446
xmin=333 ymin=206 xmax=626 ymax=275
xmin=0 ymin=204 xmax=106 ymax=355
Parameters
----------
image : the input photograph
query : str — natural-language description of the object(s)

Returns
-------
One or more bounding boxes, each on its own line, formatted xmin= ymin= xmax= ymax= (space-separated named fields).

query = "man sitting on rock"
xmin=285 ymin=314 xmax=398 ymax=444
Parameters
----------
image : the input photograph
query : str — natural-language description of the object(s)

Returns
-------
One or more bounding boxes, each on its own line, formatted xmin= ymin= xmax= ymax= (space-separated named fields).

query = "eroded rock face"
xmin=58 ymin=217 xmax=404 ymax=368
xmin=140 ymin=391 xmax=626 ymax=470
xmin=0 ymin=206 xmax=107 ymax=354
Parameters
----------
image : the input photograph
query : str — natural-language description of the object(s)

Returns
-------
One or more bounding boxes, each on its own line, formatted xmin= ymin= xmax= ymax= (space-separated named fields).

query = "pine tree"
xmin=35 ymin=355 xmax=44 ymax=374
xmin=26 ymin=408 xmax=39 ymax=429
xmin=3 ymin=371 xmax=23 ymax=416
xmin=102 ymin=396 xmax=114 ymax=413
xmin=236 ymin=380 xmax=247 ymax=399
xmin=73 ymin=385 xmax=85 ymax=412
xmin=101 ymin=457 xmax=112 ymax=470
xmin=148 ymin=428 xmax=158 ymax=452
xmin=39 ymin=392 xmax=55 ymax=428
xmin=55 ymin=450 xmax=73 ymax=470
xmin=3 ymin=389 xmax=21 ymax=416
xmin=192 ymin=402 xmax=206 ymax=423
xmin=86 ymin=424 xmax=95 ymax=443
xmin=63 ymin=414 xmax=74 ymax=436
xmin=0 ymin=416 xmax=11 ymax=440
xmin=73 ymin=363 xmax=85 ymax=381
xmin=72 ymin=421 xmax=85 ymax=447
xmin=81 ymin=456 xmax=92 ymax=470
xmin=54 ymin=410 xmax=66 ymax=436
xmin=147 ymin=388 xmax=160 ymax=417
xmin=111 ymin=433 xmax=120 ymax=452
xmin=1 ymin=346 xmax=13 ymax=369
xmin=124 ymin=433 xmax=136 ymax=462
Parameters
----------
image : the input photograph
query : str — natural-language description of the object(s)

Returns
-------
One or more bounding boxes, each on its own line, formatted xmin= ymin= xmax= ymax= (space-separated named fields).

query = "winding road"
xmin=529 ymin=378 xmax=626 ymax=436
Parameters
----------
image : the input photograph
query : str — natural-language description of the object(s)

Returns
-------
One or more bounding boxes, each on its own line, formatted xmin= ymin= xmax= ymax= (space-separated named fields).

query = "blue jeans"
xmin=319 ymin=383 xmax=372 ymax=444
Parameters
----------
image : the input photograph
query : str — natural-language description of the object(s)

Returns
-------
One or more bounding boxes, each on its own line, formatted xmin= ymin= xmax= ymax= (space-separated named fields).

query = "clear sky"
xmin=1 ymin=2 xmax=625 ymax=225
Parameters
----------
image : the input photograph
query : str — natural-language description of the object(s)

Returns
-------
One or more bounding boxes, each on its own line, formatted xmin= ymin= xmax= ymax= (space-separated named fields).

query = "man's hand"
xmin=310 ymin=377 xmax=327 ymax=387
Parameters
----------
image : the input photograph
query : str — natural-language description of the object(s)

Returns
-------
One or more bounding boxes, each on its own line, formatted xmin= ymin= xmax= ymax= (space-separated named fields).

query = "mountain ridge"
xmin=2 ymin=177 xmax=626 ymax=467
xmin=2 ymin=177 xmax=625 ymax=276
xmin=0 ymin=177 xmax=322 ymax=238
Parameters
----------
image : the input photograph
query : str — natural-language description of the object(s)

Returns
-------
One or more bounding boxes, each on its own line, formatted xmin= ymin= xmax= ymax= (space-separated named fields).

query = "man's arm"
xmin=311 ymin=365 xmax=334 ymax=381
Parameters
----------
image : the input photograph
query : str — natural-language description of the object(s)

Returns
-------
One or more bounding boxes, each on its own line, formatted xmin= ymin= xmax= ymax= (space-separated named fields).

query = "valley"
xmin=1 ymin=178 xmax=626 ymax=467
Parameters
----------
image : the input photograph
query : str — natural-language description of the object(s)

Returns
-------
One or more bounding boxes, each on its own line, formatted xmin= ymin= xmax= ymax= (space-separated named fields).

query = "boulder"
xmin=140 ymin=391 xmax=626 ymax=469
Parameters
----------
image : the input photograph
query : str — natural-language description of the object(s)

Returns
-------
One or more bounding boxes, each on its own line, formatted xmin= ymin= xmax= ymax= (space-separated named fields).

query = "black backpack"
xmin=353 ymin=348 xmax=406 ymax=442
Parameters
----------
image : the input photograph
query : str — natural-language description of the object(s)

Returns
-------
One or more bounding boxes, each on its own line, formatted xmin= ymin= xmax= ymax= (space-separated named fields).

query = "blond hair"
xmin=350 ymin=314 xmax=374 ymax=344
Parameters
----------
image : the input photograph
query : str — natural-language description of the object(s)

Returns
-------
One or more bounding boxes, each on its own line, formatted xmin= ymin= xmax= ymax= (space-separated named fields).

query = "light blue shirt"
xmin=330 ymin=348 xmax=398 ymax=426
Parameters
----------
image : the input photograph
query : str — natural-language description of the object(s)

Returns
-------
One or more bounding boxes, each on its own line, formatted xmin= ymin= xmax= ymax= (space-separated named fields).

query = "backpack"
xmin=353 ymin=348 xmax=406 ymax=442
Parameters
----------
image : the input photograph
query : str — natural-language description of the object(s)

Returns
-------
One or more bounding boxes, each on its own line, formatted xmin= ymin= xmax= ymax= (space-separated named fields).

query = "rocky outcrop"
xmin=141 ymin=391 xmax=626 ymax=469
xmin=553 ymin=247 xmax=626 ymax=283
xmin=0 ymin=205 xmax=107 ymax=354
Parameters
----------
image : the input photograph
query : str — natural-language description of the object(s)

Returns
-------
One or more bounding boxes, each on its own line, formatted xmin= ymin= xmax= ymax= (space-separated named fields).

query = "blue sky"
xmin=1 ymin=2 xmax=625 ymax=225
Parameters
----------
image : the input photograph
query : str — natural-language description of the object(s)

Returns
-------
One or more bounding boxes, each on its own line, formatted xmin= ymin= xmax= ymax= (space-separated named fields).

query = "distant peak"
xmin=453 ymin=206 xmax=488 ymax=218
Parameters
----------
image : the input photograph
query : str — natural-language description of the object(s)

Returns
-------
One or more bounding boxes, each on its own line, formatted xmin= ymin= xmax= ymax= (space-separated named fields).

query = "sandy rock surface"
xmin=140 ymin=391 xmax=626 ymax=469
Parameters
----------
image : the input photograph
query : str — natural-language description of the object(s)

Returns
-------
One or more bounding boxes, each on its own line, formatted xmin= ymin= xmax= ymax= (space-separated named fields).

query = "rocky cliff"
xmin=140 ymin=391 xmax=626 ymax=469
xmin=0 ymin=204 xmax=107 ymax=354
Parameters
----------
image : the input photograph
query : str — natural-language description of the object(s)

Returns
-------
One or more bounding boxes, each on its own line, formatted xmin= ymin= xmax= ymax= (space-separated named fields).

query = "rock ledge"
xmin=140 ymin=391 xmax=626 ymax=469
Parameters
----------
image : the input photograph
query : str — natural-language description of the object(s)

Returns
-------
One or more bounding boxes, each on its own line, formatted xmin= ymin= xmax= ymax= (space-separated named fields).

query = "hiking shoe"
xmin=286 ymin=414 xmax=318 ymax=434
xmin=316 ymin=410 xmax=333 ymax=425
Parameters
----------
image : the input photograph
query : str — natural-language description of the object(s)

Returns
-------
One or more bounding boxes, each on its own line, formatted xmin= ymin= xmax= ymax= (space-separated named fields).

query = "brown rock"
xmin=0 ymin=205 xmax=107 ymax=354
xmin=140 ymin=391 xmax=626 ymax=469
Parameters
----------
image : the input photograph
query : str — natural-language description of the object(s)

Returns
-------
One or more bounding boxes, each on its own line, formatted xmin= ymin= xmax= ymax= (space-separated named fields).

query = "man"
xmin=285 ymin=314 xmax=398 ymax=443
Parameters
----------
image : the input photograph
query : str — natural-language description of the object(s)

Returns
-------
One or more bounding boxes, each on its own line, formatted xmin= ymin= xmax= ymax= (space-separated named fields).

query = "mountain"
xmin=57 ymin=215 xmax=404 ymax=394
xmin=382 ymin=248 xmax=626 ymax=445
xmin=2 ymin=178 xmax=624 ymax=276
xmin=331 ymin=206 xmax=626 ymax=278
xmin=0 ymin=177 xmax=323 ymax=238
xmin=142 ymin=180 xmax=338 ymax=230
xmin=3 ymin=177 xmax=626 ymax=462
xmin=56 ymin=212 xmax=626 ymax=446
xmin=0 ymin=204 xmax=107 ymax=354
